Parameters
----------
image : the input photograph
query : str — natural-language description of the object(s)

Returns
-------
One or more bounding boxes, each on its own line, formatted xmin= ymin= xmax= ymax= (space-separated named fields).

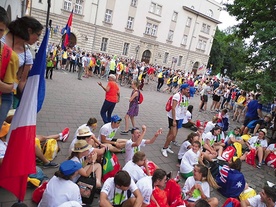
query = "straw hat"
xmin=72 ymin=140 xmax=92 ymax=152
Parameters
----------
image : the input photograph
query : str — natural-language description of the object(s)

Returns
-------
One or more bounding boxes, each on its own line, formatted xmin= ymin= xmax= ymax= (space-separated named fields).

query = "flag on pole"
xmin=62 ymin=10 xmax=73 ymax=49
xmin=216 ymin=73 xmax=221 ymax=79
xmin=0 ymin=28 xmax=49 ymax=201
xmin=198 ymin=64 xmax=204 ymax=70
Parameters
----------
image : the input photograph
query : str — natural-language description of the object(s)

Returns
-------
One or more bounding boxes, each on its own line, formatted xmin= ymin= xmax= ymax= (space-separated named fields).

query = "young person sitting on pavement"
xmin=178 ymin=132 xmax=199 ymax=165
xmin=38 ymin=160 xmax=82 ymax=207
xmin=224 ymin=127 xmax=244 ymax=147
xmin=245 ymin=128 xmax=268 ymax=169
xmin=240 ymin=183 xmax=276 ymax=207
xmin=122 ymin=151 xmax=149 ymax=183
xmin=182 ymin=105 xmax=198 ymax=131
xmin=124 ymin=125 xmax=162 ymax=163
xmin=68 ymin=139 xmax=102 ymax=188
xmin=100 ymin=170 xmax=143 ymax=207
xmin=98 ymin=115 xmax=127 ymax=153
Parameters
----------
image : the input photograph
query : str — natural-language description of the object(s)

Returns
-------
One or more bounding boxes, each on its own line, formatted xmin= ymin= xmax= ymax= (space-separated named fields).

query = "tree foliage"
xmin=226 ymin=0 xmax=276 ymax=103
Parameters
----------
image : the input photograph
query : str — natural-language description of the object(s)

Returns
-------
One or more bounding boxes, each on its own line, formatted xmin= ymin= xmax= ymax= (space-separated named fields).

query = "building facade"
xmin=32 ymin=0 xmax=221 ymax=73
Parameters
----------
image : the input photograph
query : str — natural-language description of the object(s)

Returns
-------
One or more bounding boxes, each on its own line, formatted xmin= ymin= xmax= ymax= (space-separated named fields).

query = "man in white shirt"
xmin=241 ymin=184 xmax=276 ymax=207
xmin=161 ymin=83 xmax=190 ymax=157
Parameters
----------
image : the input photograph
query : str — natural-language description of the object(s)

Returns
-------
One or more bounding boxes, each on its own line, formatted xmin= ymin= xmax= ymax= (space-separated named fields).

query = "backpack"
xmin=165 ymin=93 xmax=182 ymax=112
xmin=77 ymin=56 xmax=82 ymax=67
xmin=32 ymin=181 xmax=48 ymax=204
xmin=77 ymin=174 xmax=97 ymax=205
xmin=42 ymin=139 xmax=60 ymax=161
xmin=138 ymin=91 xmax=143 ymax=104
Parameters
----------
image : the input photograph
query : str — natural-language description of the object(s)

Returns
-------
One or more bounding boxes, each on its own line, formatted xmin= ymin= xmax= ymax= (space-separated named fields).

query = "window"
xmin=181 ymin=35 xmax=188 ymax=45
xmin=201 ymin=23 xmax=211 ymax=34
xmin=101 ymin=37 xmax=108 ymax=51
xmin=197 ymin=39 xmax=207 ymax=51
xmin=131 ymin=0 xmax=137 ymax=7
xmin=74 ymin=0 xmax=83 ymax=14
xmin=145 ymin=22 xmax=158 ymax=36
xmin=63 ymin=0 xmax=72 ymax=11
xmin=122 ymin=43 xmax=129 ymax=55
xmin=149 ymin=2 xmax=162 ymax=15
xmin=172 ymin=11 xmax=178 ymax=21
xmin=127 ymin=16 xmax=134 ymax=29
xmin=167 ymin=30 xmax=174 ymax=41
xmin=163 ymin=52 xmax=169 ymax=63
xmin=207 ymin=9 xmax=213 ymax=17
xmin=104 ymin=9 xmax=113 ymax=23
xmin=186 ymin=17 xmax=192 ymax=27
xmin=178 ymin=56 xmax=183 ymax=66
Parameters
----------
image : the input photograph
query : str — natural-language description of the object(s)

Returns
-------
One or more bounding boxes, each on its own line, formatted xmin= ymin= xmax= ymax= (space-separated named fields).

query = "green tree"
xmin=226 ymin=0 xmax=276 ymax=103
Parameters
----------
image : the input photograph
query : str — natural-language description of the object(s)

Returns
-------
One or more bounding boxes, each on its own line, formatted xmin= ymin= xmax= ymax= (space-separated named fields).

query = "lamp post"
xmin=135 ymin=45 xmax=140 ymax=61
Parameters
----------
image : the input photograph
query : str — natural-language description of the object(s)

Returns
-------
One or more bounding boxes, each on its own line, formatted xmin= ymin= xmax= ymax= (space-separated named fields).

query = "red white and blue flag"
xmin=0 ymin=28 xmax=49 ymax=201
xmin=198 ymin=65 xmax=204 ymax=70
xmin=62 ymin=10 xmax=73 ymax=49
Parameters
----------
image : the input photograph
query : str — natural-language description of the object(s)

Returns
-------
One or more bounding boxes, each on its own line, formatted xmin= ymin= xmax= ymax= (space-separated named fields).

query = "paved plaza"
xmin=0 ymin=70 xmax=275 ymax=206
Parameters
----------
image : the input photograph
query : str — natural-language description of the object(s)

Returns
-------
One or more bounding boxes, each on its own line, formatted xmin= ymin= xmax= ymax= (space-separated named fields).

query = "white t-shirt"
xmin=38 ymin=176 xmax=82 ymax=207
xmin=178 ymin=140 xmax=191 ymax=159
xmin=247 ymin=195 xmax=266 ymax=207
xmin=58 ymin=201 xmax=82 ymax=207
xmin=98 ymin=123 xmax=118 ymax=142
xmin=267 ymin=143 xmax=276 ymax=151
xmin=125 ymin=139 xmax=146 ymax=163
xmin=0 ymin=139 xmax=7 ymax=159
xmin=204 ymin=121 xmax=216 ymax=133
xmin=136 ymin=176 xmax=153 ymax=205
xmin=70 ymin=156 xmax=86 ymax=183
xmin=167 ymin=93 xmax=189 ymax=120
xmin=180 ymin=149 xmax=200 ymax=174
xmin=183 ymin=176 xmax=210 ymax=202
xmin=122 ymin=161 xmax=147 ymax=183
xmin=248 ymin=136 xmax=268 ymax=149
xmin=202 ymin=132 xmax=216 ymax=146
xmin=101 ymin=177 xmax=138 ymax=205
xmin=183 ymin=111 xmax=192 ymax=124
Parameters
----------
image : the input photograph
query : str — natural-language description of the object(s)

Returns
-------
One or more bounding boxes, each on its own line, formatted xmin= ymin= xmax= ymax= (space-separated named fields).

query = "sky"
xmin=218 ymin=9 xmax=238 ymax=30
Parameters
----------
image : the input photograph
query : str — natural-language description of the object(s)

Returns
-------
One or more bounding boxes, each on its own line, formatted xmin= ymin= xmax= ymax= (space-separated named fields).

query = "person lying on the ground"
xmin=243 ymin=114 xmax=272 ymax=136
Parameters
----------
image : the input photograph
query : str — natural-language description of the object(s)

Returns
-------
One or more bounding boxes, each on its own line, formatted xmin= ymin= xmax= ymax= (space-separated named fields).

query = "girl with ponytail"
xmin=183 ymin=164 xmax=219 ymax=207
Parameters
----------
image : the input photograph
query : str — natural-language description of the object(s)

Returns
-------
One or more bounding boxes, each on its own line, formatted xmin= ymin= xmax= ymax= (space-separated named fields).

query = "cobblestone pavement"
xmin=0 ymin=71 xmax=275 ymax=206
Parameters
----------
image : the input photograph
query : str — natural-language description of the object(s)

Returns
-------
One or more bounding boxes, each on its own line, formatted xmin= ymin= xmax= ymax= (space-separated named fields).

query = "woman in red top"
xmin=98 ymin=74 xmax=120 ymax=123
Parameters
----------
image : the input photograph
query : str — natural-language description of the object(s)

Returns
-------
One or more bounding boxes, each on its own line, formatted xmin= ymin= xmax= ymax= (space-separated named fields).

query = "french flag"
xmin=0 ymin=28 xmax=49 ymax=201
xmin=63 ymin=10 xmax=73 ymax=49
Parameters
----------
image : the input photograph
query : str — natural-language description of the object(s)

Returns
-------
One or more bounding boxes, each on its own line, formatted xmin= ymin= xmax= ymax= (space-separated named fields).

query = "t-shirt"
xmin=204 ymin=121 xmax=216 ymax=133
xmin=101 ymin=177 xmax=138 ymax=205
xmin=182 ymin=110 xmax=192 ymax=125
xmin=167 ymin=93 xmax=189 ymax=120
xmin=180 ymin=149 xmax=200 ymax=174
xmin=248 ymin=136 xmax=268 ymax=149
xmin=247 ymin=195 xmax=267 ymax=207
xmin=70 ymin=156 xmax=86 ymax=183
xmin=106 ymin=81 xmax=119 ymax=103
xmin=136 ymin=176 xmax=153 ymax=205
xmin=122 ymin=161 xmax=147 ymax=183
xmin=125 ymin=139 xmax=146 ymax=163
xmin=38 ymin=176 xmax=82 ymax=207
xmin=246 ymin=100 xmax=262 ymax=119
xmin=183 ymin=176 xmax=210 ymax=202
xmin=98 ymin=123 xmax=118 ymax=142
xmin=178 ymin=140 xmax=191 ymax=159
xmin=267 ymin=143 xmax=276 ymax=151
xmin=203 ymin=132 xmax=216 ymax=146
xmin=0 ymin=139 xmax=7 ymax=159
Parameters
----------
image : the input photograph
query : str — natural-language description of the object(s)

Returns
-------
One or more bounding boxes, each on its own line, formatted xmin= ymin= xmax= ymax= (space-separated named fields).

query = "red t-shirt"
xmin=106 ymin=81 xmax=119 ymax=103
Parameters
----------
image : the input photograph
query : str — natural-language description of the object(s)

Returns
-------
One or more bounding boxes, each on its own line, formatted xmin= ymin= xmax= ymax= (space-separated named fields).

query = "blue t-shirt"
xmin=246 ymin=100 xmax=262 ymax=119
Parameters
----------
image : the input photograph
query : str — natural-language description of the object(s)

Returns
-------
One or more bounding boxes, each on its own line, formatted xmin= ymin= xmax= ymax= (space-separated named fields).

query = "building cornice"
xmin=182 ymin=6 xmax=221 ymax=24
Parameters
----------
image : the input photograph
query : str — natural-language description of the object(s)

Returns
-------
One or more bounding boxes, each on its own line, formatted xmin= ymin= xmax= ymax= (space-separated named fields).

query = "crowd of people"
xmin=0 ymin=6 xmax=276 ymax=207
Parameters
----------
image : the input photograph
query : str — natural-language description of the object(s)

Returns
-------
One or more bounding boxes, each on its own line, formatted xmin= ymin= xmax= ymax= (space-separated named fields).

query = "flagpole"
xmin=46 ymin=0 xmax=51 ymax=29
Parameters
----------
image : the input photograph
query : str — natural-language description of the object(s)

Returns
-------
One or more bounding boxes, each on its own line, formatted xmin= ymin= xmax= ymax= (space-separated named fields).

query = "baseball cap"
xmin=60 ymin=160 xmax=82 ymax=176
xmin=180 ymin=83 xmax=189 ymax=90
xmin=111 ymin=114 xmax=122 ymax=123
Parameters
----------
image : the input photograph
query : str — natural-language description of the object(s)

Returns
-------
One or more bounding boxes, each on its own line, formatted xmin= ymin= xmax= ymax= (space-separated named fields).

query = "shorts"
xmin=243 ymin=116 xmax=258 ymax=127
xmin=62 ymin=58 xmax=67 ymax=65
xmin=213 ymin=94 xmax=220 ymax=102
xmin=180 ymin=171 xmax=193 ymax=179
xmin=168 ymin=117 xmax=179 ymax=129
xmin=201 ymin=95 xmax=208 ymax=102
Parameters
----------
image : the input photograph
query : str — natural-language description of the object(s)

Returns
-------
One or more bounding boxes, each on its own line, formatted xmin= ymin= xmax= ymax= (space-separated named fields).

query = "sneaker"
xmin=120 ymin=131 xmax=129 ymax=135
xmin=43 ymin=161 xmax=59 ymax=168
xmin=161 ymin=148 xmax=168 ymax=157
xmin=262 ymin=160 xmax=265 ymax=165
xmin=171 ymin=141 xmax=180 ymax=147
xmin=166 ymin=147 xmax=174 ymax=154
xmin=61 ymin=127 xmax=70 ymax=142
xmin=256 ymin=163 xmax=262 ymax=169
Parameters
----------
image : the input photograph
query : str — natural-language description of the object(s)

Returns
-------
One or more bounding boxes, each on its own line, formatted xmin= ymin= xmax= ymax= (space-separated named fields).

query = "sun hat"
xmin=72 ymin=140 xmax=92 ymax=152
xmin=60 ymin=160 xmax=82 ymax=176
xmin=0 ymin=122 xmax=10 ymax=137
xmin=265 ymin=114 xmax=272 ymax=121
xmin=260 ymin=128 xmax=267 ymax=135
xmin=111 ymin=114 xmax=122 ymax=123
xmin=180 ymin=83 xmax=189 ymax=90
xmin=77 ymin=126 xmax=92 ymax=137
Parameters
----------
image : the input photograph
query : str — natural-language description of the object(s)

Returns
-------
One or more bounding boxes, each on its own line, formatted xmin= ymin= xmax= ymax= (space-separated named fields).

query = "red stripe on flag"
xmin=0 ymin=125 xmax=36 ymax=201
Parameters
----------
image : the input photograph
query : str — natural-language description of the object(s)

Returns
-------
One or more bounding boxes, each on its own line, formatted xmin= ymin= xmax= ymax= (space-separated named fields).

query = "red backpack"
xmin=165 ymin=93 xmax=182 ymax=112
xmin=138 ymin=91 xmax=143 ymax=104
